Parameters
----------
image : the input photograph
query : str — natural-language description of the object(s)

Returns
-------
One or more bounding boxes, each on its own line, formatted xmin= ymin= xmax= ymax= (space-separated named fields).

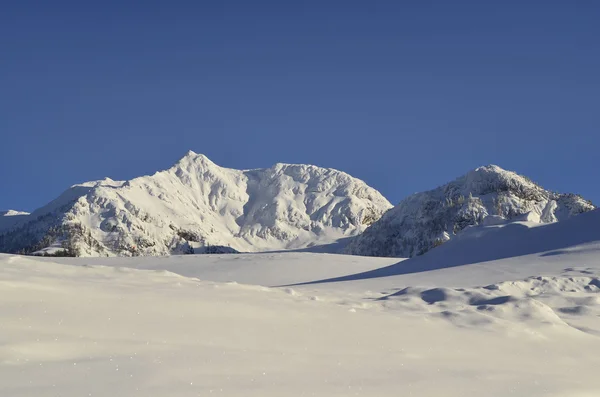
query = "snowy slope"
xmin=346 ymin=164 xmax=594 ymax=257
xmin=2 ymin=205 xmax=600 ymax=396
xmin=0 ymin=152 xmax=392 ymax=257
xmin=294 ymin=208 xmax=600 ymax=289
xmin=43 ymin=209 xmax=600 ymax=338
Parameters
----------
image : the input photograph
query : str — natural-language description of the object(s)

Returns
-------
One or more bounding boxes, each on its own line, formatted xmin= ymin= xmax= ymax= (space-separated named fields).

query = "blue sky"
xmin=1 ymin=1 xmax=599 ymax=211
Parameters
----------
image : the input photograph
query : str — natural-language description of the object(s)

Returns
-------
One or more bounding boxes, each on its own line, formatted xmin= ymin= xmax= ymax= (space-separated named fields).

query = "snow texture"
xmin=2 ymin=206 xmax=600 ymax=396
xmin=346 ymin=164 xmax=595 ymax=257
xmin=0 ymin=151 xmax=392 ymax=256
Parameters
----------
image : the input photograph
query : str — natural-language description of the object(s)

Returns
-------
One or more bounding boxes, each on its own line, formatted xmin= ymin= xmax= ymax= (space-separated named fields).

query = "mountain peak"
xmin=174 ymin=151 xmax=216 ymax=169
xmin=346 ymin=166 xmax=595 ymax=258
xmin=179 ymin=150 xmax=206 ymax=161
xmin=0 ymin=154 xmax=392 ymax=257
xmin=473 ymin=164 xmax=506 ymax=173
xmin=447 ymin=164 xmax=541 ymax=200
xmin=466 ymin=164 xmax=523 ymax=180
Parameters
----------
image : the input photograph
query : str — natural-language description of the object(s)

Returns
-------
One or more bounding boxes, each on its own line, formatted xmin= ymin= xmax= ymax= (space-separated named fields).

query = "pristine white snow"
xmin=0 ymin=152 xmax=392 ymax=256
xmin=2 ymin=208 xmax=600 ymax=396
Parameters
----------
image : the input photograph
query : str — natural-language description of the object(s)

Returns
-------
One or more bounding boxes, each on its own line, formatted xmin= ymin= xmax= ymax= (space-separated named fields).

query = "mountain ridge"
xmin=344 ymin=164 xmax=595 ymax=258
xmin=0 ymin=152 xmax=392 ymax=257
xmin=2 ymin=159 xmax=594 ymax=259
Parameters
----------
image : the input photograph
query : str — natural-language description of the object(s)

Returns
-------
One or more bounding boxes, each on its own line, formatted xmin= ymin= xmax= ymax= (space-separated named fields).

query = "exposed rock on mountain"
xmin=0 ymin=151 xmax=392 ymax=257
xmin=345 ymin=165 xmax=595 ymax=258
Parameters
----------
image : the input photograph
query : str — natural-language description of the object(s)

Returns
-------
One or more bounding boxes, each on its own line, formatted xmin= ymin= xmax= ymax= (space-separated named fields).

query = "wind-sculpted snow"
xmin=2 ymin=237 xmax=600 ymax=396
xmin=289 ymin=209 xmax=600 ymax=289
xmin=3 ymin=192 xmax=600 ymax=396
xmin=346 ymin=165 xmax=595 ymax=257
xmin=375 ymin=275 xmax=600 ymax=336
xmin=0 ymin=151 xmax=392 ymax=256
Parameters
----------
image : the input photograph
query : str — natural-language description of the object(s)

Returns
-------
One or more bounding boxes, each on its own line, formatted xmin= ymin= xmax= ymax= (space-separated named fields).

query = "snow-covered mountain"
xmin=345 ymin=165 xmax=595 ymax=258
xmin=1 ymin=210 xmax=30 ymax=217
xmin=0 ymin=151 xmax=392 ymax=257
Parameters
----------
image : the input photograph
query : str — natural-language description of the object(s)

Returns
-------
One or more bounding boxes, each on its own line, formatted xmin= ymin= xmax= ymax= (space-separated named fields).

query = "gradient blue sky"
xmin=1 ymin=0 xmax=599 ymax=211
